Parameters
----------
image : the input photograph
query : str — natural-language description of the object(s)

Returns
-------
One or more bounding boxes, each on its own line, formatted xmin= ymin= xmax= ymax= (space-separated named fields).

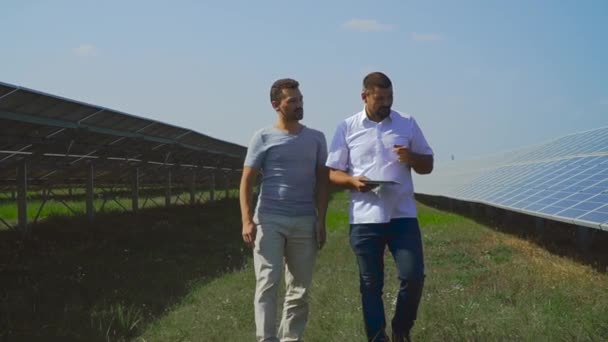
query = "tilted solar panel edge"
xmin=0 ymin=81 xmax=246 ymax=155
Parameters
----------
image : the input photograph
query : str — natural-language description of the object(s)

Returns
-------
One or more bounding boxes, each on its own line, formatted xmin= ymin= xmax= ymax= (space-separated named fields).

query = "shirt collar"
xmin=359 ymin=106 xmax=396 ymax=124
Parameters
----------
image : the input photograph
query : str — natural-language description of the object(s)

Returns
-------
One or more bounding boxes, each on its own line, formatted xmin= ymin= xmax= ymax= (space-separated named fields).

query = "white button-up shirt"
xmin=326 ymin=109 xmax=434 ymax=224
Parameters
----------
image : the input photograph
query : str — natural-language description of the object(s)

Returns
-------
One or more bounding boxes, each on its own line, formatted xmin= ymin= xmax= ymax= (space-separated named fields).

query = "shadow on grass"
xmin=416 ymin=194 xmax=608 ymax=274
xmin=0 ymin=198 xmax=247 ymax=341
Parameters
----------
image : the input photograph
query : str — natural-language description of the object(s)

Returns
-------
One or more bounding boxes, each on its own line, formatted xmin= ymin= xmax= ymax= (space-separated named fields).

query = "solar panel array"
xmin=414 ymin=126 xmax=608 ymax=231
xmin=0 ymin=81 xmax=246 ymax=187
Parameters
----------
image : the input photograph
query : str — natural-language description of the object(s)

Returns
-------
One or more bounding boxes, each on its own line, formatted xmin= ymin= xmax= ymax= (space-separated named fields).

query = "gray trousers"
xmin=253 ymin=213 xmax=318 ymax=342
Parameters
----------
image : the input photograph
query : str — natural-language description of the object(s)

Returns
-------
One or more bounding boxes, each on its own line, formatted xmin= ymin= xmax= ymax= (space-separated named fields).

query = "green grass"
xmin=0 ymin=198 xmax=247 ymax=341
xmin=0 ymin=190 xmax=236 ymax=229
xmin=2 ymin=192 xmax=607 ymax=341
xmin=138 ymin=191 xmax=608 ymax=341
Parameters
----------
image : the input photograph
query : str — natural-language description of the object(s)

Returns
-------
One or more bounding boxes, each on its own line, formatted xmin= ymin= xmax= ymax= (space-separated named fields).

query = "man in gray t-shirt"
xmin=239 ymin=78 xmax=329 ymax=342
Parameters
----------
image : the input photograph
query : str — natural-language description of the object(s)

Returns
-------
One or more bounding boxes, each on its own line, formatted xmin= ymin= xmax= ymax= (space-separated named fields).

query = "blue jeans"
xmin=349 ymin=218 xmax=425 ymax=342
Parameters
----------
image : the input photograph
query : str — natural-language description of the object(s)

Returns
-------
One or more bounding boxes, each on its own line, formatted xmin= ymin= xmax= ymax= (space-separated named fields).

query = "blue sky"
xmin=3 ymin=0 xmax=607 ymax=161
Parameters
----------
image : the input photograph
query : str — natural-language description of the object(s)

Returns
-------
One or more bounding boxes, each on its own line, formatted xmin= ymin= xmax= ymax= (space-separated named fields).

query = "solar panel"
xmin=414 ymin=127 xmax=608 ymax=231
xmin=0 ymin=80 xmax=249 ymax=221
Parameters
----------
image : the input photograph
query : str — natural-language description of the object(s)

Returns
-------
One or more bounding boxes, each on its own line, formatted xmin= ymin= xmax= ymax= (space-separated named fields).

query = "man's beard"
xmin=290 ymin=109 xmax=303 ymax=121
xmin=375 ymin=106 xmax=391 ymax=118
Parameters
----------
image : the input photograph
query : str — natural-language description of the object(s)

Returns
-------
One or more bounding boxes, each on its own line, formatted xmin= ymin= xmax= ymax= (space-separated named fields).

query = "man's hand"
xmin=242 ymin=221 xmax=257 ymax=248
xmin=394 ymin=144 xmax=434 ymax=174
xmin=394 ymin=144 xmax=412 ymax=164
xmin=316 ymin=220 xmax=326 ymax=250
xmin=351 ymin=175 xmax=379 ymax=192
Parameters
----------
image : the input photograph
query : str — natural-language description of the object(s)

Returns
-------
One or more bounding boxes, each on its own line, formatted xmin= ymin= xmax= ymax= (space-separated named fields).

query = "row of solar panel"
xmin=0 ymin=81 xmax=247 ymax=157
xmin=449 ymin=154 xmax=608 ymax=227
xmin=508 ymin=127 xmax=608 ymax=163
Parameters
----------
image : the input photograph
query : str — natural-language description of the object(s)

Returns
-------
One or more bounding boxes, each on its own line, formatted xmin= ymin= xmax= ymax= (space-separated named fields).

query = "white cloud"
xmin=343 ymin=19 xmax=392 ymax=32
xmin=72 ymin=44 xmax=99 ymax=57
xmin=410 ymin=32 xmax=443 ymax=42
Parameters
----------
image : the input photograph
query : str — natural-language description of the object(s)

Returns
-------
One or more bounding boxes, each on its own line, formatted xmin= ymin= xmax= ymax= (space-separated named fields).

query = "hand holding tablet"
xmin=361 ymin=179 xmax=399 ymax=186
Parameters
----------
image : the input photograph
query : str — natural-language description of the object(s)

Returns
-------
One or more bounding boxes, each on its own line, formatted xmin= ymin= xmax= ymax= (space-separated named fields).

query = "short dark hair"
xmin=363 ymin=72 xmax=392 ymax=92
xmin=270 ymin=78 xmax=299 ymax=103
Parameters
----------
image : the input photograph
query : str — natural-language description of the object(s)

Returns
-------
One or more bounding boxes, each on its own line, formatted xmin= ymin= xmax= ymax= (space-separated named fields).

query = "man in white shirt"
xmin=326 ymin=72 xmax=434 ymax=342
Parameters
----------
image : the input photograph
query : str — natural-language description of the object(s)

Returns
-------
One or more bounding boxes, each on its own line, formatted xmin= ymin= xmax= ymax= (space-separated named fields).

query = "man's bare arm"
xmin=239 ymin=166 xmax=259 ymax=247
xmin=315 ymin=165 xmax=329 ymax=249
xmin=394 ymin=146 xmax=434 ymax=174
xmin=329 ymin=169 xmax=377 ymax=192
xmin=316 ymin=165 xmax=329 ymax=223
xmin=408 ymin=152 xmax=434 ymax=174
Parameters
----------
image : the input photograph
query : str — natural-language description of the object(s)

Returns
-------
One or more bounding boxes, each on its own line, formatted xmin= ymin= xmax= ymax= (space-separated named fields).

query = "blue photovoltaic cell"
xmin=572 ymin=201 xmax=606 ymax=212
xmin=565 ymin=193 xmax=596 ymax=202
xmin=586 ymin=180 xmax=608 ymax=193
xmin=573 ymin=194 xmax=608 ymax=209
xmin=540 ymin=206 xmax=569 ymax=215
xmin=578 ymin=210 xmax=608 ymax=224
xmin=512 ymin=200 xmax=536 ymax=209
xmin=554 ymin=199 xmax=584 ymax=208
xmin=414 ymin=126 xmax=608 ymax=229
xmin=533 ymin=197 xmax=561 ymax=207
xmin=511 ymin=190 xmax=543 ymax=205
xmin=526 ymin=203 xmax=549 ymax=212
xmin=558 ymin=208 xmax=591 ymax=219
xmin=514 ymin=194 xmax=544 ymax=206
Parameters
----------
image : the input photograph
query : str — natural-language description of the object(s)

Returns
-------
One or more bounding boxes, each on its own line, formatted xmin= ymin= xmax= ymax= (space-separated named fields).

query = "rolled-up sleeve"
xmin=410 ymin=118 xmax=434 ymax=155
xmin=326 ymin=122 xmax=349 ymax=171
xmin=244 ymin=130 xmax=265 ymax=169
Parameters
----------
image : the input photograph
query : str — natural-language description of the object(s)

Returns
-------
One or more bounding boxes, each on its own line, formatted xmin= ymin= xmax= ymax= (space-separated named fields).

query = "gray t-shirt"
xmin=244 ymin=126 xmax=328 ymax=217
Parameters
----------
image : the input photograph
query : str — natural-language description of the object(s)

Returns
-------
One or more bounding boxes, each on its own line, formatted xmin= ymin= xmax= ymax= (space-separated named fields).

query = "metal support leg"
xmin=190 ymin=172 xmax=196 ymax=205
xmin=535 ymin=217 xmax=544 ymax=235
xmin=165 ymin=169 xmax=172 ymax=208
xmin=469 ymin=202 xmax=477 ymax=216
xmin=225 ymin=173 xmax=229 ymax=199
xmin=86 ymin=163 xmax=95 ymax=221
xmin=17 ymin=160 xmax=28 ymax=233
xmin=132 ymin=167 xmax=139 ymax=212
xmin=210 ymin=172 xmax=215 ymax=201
xmin=484 ymin=205 xmax=493 ymax=217
xmin=504 ymin=211 xmax=513 ymax=226
xmin=576 ymin=226 xmax=592 ymax=252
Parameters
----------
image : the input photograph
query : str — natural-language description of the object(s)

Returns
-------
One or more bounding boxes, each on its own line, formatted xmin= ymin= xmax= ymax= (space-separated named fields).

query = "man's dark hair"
xmin=363 ymin=72 xmax=392 ymax=92
xmin=270 ymin=78 xmax=299 ymax=103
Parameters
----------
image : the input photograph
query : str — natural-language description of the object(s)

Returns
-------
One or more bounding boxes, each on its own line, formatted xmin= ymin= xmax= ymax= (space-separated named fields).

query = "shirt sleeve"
xmin=316 ymin=132 xmax=328 ymax=167
xmin=326 ymin=122 xmax=349 ymax=171
xmin=243 ymin=130 xmax=265 ymax=169
xmin=410 ymin=118 xmax=434 ymax=155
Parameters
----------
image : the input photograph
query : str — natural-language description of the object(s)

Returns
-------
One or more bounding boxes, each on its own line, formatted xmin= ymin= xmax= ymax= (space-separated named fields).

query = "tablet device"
xmin=361 ymin=180 xmax=399 ymax=185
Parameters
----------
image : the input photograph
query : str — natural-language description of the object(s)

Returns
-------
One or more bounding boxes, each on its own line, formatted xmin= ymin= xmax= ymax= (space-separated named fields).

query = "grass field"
xmin=0 ymin=198 xmax=246 ymax=341
xmin=0 ymin=190 xmax=234 ymax=229
xmin=1 ymin=192 xmax=607 ymax=341
xmin=140 ymin=192 xmax=608 ymax=341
